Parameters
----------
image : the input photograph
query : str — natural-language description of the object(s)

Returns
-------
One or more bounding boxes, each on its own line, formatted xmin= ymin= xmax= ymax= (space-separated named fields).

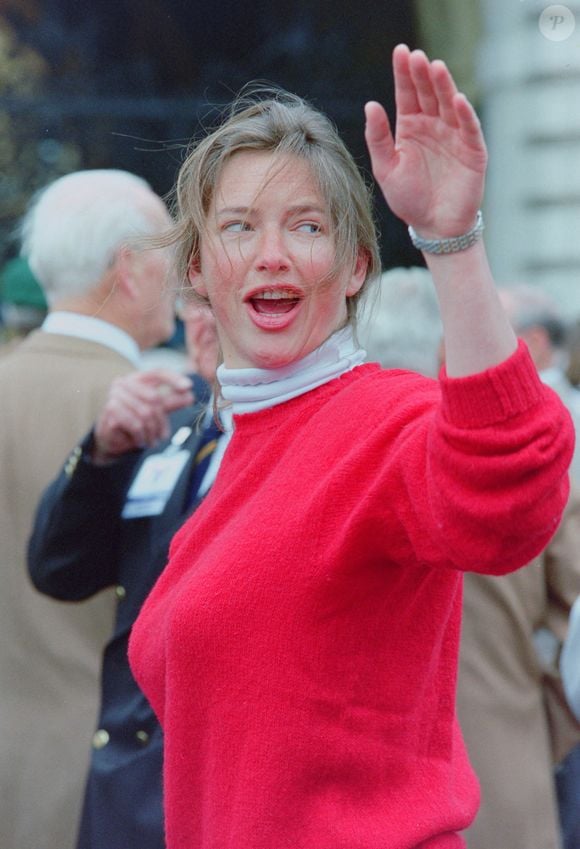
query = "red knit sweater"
xmin=130 ymin=344 xmax=573 ymax=849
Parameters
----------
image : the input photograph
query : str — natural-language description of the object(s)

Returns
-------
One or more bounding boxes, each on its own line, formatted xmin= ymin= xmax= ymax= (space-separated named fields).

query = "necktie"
xmin=186 ymin=419 xmax=222 ymax=507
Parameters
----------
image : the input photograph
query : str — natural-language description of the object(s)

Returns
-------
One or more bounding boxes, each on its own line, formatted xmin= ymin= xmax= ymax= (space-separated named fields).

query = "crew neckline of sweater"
xmin=229 ymin=362 xmax=379 ymax=433
xmin=229 ymin=340 xmax=543 ymax=436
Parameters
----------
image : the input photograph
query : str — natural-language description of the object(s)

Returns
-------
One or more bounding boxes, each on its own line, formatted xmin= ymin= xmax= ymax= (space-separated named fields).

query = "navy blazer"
xmin=28 ymin=374 xmax=214 ymax=849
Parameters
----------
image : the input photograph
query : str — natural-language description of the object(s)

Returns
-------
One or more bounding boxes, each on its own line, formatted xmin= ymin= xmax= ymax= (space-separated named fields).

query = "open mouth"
xmin=249 ymin=289 xmax=302 ymax=316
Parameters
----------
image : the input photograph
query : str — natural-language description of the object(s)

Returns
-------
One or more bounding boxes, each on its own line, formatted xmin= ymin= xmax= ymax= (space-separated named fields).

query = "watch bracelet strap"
xmin=408 ymin=210 xmax=484 ymax=255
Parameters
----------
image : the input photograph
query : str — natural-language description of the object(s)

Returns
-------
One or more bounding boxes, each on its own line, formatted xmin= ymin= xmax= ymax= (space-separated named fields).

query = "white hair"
xmin=20 ymin=169 xmax=162 ymax=304
xmin=498 ymin=284 xmax=567 ymax=347
xmin=358 ymin=266 xmax=442 ymax=377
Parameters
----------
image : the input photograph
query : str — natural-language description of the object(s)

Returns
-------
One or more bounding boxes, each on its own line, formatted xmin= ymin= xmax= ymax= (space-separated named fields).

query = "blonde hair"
xmin=167 ymin=87 xmax=381 ymax=325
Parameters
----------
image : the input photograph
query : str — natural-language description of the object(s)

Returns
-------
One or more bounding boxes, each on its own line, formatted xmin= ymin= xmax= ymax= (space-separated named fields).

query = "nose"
xmin=254 ymin=226 xmax=290 ymax=273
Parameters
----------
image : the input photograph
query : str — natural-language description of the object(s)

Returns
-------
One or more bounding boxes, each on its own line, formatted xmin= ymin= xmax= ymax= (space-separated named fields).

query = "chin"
xmin=247 ymin=342 xmax=308 ymax=370
xmin=252 ymin=354 xmax=293 ymax=370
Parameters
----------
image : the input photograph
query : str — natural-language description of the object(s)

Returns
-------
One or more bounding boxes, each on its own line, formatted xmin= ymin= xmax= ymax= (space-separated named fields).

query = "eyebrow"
xmin=215 ymin=204 xmax=328 ymax=217
xmin=215 ymin=207 xmax=250 ymax=216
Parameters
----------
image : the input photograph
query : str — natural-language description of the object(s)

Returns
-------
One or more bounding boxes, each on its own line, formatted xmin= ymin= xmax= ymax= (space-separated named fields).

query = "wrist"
xmin=409 ymin=211 xmax=484 ymax=255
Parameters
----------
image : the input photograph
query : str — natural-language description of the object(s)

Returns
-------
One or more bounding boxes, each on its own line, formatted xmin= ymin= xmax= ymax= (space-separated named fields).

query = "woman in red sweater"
xmin=129 ymin=46 xmax=574 ymax=848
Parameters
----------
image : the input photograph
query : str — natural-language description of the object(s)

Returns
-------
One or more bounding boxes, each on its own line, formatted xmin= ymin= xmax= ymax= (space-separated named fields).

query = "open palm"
xmin=365 ymin=45 xmax=488 ymax=239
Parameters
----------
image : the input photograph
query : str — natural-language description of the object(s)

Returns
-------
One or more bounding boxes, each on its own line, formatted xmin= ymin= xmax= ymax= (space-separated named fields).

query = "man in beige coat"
xmin=457 ymin=285 xmax=580 ymax=849
xmin=0 ymin=169 xmax=175 ymax=849
xmin=457 ymin=503 xmax=580 ymax=849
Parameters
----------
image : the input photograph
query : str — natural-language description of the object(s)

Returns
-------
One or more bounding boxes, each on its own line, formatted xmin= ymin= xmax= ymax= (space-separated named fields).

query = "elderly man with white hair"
xmin=0 ymin=169 xmax=176 ymax=849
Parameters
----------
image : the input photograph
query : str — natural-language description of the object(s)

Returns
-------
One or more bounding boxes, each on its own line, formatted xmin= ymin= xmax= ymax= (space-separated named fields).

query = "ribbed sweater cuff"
xmin=439 ymin=340 xmax=543 ymax=428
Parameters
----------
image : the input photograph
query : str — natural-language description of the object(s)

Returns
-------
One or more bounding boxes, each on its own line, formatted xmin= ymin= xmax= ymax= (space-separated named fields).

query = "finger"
xmin=113 ymin=372 xmax=194 ymax=415
xmin=112 ymin=399 xmax=168 ymax=448
xmin=136 ymin=368 xmax=193 ymax=393
xmin=392 ymin=43 xmax=420 ymax=115
xmin=408 ymin=49 xmax=439 ymax=117
xmin=95 ymin=379 xmax=172 ymax=454
xmin=111 ymin=380 xmax=168 ymax=416
xmin=141 ymin=371 xmax=195 ymax=412
xmin=111 ymin=378 xmax=191 ymax=439
xmin=157 ymin=386 xmax=195 ymax=414
xmin=94 ymin=410 xmax=146 ymax=455
xmin=139 ymin=408 xmax=170 ymax=447
xmin=454 ymin=94 xmax=487 ymax=156
xmin=430 ymin=60 xmax=459 ymax=127
xmin=104 ymin=385 xmax=166 ymax=436
xmin=364 ymin=101 xmax=396 ymax=183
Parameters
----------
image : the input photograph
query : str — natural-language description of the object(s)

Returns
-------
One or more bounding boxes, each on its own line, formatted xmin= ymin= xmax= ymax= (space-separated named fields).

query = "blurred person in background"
xmin=0 ymin=255 xmax=47 ymax=353
xmin=28 ymin=302 xmax=225 ymax=849
xmin=498 ymin=284 xmax=580 ymax=849
xmin=564 ymin=319 xmax=580 ymax=388
xmin=0 ymin=169 xmax=175 ymax=849
xmin=358 ymin=265 xmax=442 ymax=377
xmin=499 ymin=285 xmax=580 ymax=481
xmin=561 ymin=596 xmax=580 ymax=723
xmin=360 ymin=269 xmax=580 ymax=849
xmin=457 ymin=506 xmax=580 ymax=849
xmin=550 ymin=598 xmax=580 ymax=849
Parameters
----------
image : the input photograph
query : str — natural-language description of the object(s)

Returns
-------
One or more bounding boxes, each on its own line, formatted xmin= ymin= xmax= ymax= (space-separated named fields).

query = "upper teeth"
xmin=255 ymin=290 xmax=296 ymax=299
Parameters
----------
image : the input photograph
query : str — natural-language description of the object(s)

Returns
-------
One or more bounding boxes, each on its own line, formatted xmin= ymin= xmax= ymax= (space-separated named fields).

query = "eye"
xmin=296 ymin=222 xmax=322 ymax=234
xmin=223 ymin=221 xmax=252 ymax=233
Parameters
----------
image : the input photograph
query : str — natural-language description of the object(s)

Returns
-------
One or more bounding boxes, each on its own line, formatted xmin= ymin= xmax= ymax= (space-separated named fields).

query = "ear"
xmin=187 ymin=258 xmax=208 ymax=299
xmin=114 ymin=246 xmax=140 ymax=299
xmin=345 ymin=248 xmax=369 ymax=298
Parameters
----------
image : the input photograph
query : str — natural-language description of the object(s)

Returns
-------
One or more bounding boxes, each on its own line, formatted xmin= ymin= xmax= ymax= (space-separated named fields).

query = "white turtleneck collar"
xmin=217 ymin=325 xmax=366 ymax=415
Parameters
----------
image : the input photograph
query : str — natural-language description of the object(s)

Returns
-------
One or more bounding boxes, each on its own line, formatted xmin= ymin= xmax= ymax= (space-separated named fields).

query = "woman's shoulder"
xmin=334 ymin=362 xmax=439 ymax=409
xmin=301 ymin=362 xmax=441 ymax=439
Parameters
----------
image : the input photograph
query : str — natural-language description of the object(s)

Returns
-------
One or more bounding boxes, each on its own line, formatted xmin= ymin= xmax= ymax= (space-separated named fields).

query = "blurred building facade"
xmin=478 ymin=0 xmax=580 ymax=311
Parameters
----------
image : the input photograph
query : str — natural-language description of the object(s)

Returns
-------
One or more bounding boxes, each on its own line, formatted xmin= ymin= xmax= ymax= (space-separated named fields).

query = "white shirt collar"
xmin=42 ymin=311 xmax=141 ymax=367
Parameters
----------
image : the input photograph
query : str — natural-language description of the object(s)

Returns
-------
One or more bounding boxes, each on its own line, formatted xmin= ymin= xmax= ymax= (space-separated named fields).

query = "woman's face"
xmin=188 ymin=151 xmax=367 ymax=370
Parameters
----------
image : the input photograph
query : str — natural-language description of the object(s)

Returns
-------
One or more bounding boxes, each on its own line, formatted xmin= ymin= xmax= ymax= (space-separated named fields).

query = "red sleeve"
xmin=392 ymin=341 xmax=574 ymax=574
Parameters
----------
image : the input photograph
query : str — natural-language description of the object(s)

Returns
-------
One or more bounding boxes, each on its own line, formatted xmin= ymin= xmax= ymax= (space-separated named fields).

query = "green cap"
xmin=0 ymin=257 xmax=47 ymax=310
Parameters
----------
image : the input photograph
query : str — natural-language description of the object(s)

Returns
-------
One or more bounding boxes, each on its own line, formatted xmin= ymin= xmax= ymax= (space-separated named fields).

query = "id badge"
xmin=122 ymin=449 xmax=190 ymax=518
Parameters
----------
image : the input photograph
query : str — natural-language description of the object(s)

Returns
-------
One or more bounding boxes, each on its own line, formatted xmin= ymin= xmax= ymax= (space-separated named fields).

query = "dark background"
xmin=0 ymin=0 xmax=420 ymax=268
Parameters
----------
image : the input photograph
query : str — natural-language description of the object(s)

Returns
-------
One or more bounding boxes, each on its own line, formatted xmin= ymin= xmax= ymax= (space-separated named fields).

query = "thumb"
xmin=364 ymin=101 xmax=397 ymax=184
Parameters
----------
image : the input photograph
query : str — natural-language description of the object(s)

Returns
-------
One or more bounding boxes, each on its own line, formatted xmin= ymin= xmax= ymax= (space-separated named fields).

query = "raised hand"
xmin=364 ymin=44 xmax=488 ymax=240
xmin=93 ymin=369 xmax=194 ymax=463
